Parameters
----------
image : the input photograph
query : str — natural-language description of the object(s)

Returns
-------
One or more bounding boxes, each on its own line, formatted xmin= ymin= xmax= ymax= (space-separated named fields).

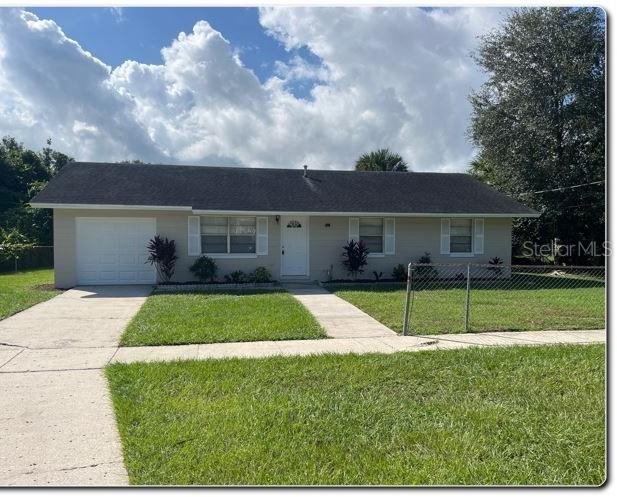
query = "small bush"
xmin=189 ymin=256 xmax=218 ymax=282
xmin=225 ymin=270 xmax=248 ymax=284
xmin=373 ymin=271 xmax=384 ymax=282
xmin=342 ymin=239 xmax=369 ymax=279
xmin=392 ymin=264 xmax=407 ymax=282
xmin=417 ymin=252 xmax=432 ymax=264
xmin=415 ymin=252 xmax=438 ymax=280
xmin=250 ymin=266 xmax=272 ymax=283
xmin=146 ymin=235 xmax=178 ymax=283
xmin=488 ymin=256 xmax=504 ymax=277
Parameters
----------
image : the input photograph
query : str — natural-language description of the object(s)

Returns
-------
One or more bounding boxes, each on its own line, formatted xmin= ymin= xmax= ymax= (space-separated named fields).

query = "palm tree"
xmin=354 ymin=148 xmax=409 ymax=172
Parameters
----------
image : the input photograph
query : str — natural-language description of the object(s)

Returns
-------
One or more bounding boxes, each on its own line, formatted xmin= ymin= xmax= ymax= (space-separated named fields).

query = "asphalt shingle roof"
xmin=31 ymin=162 xmax=538 ymax=216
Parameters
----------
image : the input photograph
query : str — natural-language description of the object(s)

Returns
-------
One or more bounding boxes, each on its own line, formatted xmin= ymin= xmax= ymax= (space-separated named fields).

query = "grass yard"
xmin=120 ymin=289 xmax=325 ymax=346
xmin=106 ymin=344 xmax=605 ymax=486
xmin=328 ymin=272 xmax=605 ymax=334
xmin=0 ymin=269 xmax=60 ymax=320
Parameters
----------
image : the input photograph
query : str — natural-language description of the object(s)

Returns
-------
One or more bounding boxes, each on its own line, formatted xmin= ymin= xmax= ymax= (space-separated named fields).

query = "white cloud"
xmin=109 ymin=7 xmax=124 ymax=24
xmin=0 ymin=9 xmax=161 ymax=162
xmin=0 ymin=7 xmax=505 ymax=170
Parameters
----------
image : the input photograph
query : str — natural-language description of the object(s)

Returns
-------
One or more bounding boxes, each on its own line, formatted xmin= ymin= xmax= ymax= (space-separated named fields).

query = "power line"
xmin=519 ymin=180 xmax=605 ymax=196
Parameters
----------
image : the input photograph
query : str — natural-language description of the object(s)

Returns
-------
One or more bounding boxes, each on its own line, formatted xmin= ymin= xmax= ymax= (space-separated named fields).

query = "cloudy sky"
xmin=0 ymin=6 xmax=507 ymax=171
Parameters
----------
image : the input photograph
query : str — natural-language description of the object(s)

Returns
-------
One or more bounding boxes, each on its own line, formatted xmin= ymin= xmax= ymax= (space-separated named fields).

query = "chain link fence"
xmin=402 ymin=263 xmax=605 ymax=335
xmin=0 ymin=246 xmax=54 ymax=273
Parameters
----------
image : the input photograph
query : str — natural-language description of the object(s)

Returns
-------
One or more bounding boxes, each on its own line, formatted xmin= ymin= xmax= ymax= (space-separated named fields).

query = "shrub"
xmin=392 ymin=263 xmax=407 ymax=282
xmin=415 ymin=252 xmax=438 ymax=280
xmin=146 ymin=235 xmax=178 ymax=283
xmin=189 ymin=256 xmax=218 ymax=282
xmin=373 ymin=271 xmax=384 ymax=282
xmin=225 ymin=270 xmax=248 ymax=284
xmin=342 ymin=239 xmax=369 ymax=279
xmin=487 ymin=256 xmax=504 ymax=277
xmin=250 ymin=266 xmax=272 ymax=283
xmin=417 ymin=251 xmax=432 ymax=264
xmin=0 ymin=228 xmax=35 ymax=270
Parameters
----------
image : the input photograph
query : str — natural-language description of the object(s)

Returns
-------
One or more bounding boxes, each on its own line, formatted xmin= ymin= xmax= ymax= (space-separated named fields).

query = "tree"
xmin=0 ymin=227 xmax=35 ymax=271
xmin=469 ymin=7 xmax=605 ymax=263
xmin=0 ymin=137 xmax=73 ymax=245
xmin=355 ymin=148 xmax=409 ymax=172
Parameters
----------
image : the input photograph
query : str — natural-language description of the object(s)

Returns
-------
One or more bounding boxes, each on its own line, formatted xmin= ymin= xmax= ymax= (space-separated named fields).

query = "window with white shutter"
xmin=474 ymin=218 xmax=484 ymax=254
xmin=440 ymin=218 xmax=450 ymax=255
xmin=187 ymin=216 xmax=201 ymax=256
xmin=384 ymin=218 xmax=395 ymax=255
xmin=349 ymin=217 xmax=359 ymax=242
xmin=256 ymin=217 xmax=268 ymax=255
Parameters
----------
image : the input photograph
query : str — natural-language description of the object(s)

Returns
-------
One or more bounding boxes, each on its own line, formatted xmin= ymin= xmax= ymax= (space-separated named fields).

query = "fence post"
xmin=402 ymin=262 xmax=413 ymax=336
xmin=464 ymin=264 xmax=471 ymax=332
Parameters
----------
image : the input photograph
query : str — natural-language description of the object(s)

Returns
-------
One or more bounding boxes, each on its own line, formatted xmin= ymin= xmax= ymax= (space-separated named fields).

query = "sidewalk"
xmin=1 ymin=329 xmax=602 ymax=371
xmin=0 ymin=286 xmax=151 ymax=486
xmin=283 ymin=284 xmax=397 ymax=338
xmin=111 ymin=329 xmax=605 ymax=363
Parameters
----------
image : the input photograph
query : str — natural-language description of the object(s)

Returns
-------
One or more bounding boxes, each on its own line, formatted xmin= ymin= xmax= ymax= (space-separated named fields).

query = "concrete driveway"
xmin=0 ymin=285 xmax=151 ymax=486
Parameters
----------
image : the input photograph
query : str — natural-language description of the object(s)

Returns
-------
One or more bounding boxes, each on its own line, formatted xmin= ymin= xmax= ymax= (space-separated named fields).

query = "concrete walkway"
xmin=0 ymin=283 xmax=605 ymax=486
xmin=284 ymin=284 xmax=397 ymax=338
xmin=0 ymin=286 xmax=151 ymax=486
xmin=107 ymin=329 xmax=604 ymax=364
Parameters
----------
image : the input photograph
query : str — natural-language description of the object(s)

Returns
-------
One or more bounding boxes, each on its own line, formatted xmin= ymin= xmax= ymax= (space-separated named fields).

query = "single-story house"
xmin=30 ymin=162 xmax=538 ymax=288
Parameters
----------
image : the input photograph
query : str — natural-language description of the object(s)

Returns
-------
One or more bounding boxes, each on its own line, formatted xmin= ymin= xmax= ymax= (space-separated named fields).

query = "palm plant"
xmin=146 ymin=235 xmax=178 ymax=283
xmin=342 ymin=240 xmax=369 ymax=279
xmin=355 ymin=148 xmax=408 ymax=172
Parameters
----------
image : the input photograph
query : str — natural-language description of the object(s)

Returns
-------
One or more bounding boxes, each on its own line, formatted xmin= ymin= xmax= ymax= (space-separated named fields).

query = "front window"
xmin=360 ymin=217 xmax=383 ymax=253
xmin=450 ymin=218 xmax=473 ymax=253
xmin=201 ymin=216 xmax=256 ymax=254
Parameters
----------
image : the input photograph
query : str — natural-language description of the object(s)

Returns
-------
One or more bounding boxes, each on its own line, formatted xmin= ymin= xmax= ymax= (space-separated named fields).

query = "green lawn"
xmin=120 ymin=289 xmax=325 ymax=346
xmin=328 ymin=273 xmax=605 ymax=334
xmin=0 ymin=269 xmax=60 ymax=320
xmin=106 ymin=344 xmax=605 ymax=485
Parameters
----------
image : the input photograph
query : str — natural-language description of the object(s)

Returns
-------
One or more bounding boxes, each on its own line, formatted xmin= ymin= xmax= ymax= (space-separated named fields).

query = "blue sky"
xmin=29 ymin=7 xmax=321 ymax=98
xmin=0 ymin=7 xmax=505 ymax=170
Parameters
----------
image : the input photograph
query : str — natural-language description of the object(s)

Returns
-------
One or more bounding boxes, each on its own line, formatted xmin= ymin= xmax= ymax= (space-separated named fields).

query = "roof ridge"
xmin=68 ymin=161 xmax=469 ymax=176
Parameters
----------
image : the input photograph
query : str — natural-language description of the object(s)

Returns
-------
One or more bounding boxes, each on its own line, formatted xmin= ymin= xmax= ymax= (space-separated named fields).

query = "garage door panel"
xmin=76 ymin=218 xmax=156 ymax=285
xmin=118 ymin=271 xmax=138 ymax=281
xmin=118 ymin=254 xmax=138 ymax=265
xmin=100 ymin=254 xmax=118 ymax=264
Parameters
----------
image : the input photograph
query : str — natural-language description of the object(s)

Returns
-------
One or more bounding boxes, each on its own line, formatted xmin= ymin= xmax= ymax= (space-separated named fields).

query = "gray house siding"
xmin=54 ymin=209 xmax=280 ymax=288
xmin=309 ymin=216 xmax=512 ymax=281
xmin=53 ymin=209 xmax=512 ymax=288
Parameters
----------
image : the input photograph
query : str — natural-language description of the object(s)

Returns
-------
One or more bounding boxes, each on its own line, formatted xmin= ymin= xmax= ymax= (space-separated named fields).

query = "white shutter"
xmin=440 ymin=218 xmax=450 ymax=255
xmin=384 ymin=218 xmax=395 ymax=255
xmin=256 ymin=217 xmax=268 ymax=255
xmin=188 ymin=216 xmax=201 ymax=256
xmin=349 ymin=217 xmax=359 ymax=242
xmin=474 ymin=218 xmax=485 ymax=255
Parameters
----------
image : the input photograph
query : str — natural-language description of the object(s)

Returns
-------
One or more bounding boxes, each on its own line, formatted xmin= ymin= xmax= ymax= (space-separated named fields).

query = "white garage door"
xmin=76 ymin=217 xmax=157 ymax=285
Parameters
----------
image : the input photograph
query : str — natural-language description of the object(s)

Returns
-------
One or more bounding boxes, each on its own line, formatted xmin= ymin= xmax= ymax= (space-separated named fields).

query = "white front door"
xmin=281 ymin=216 xmax=308 ymax=276
xmin=76 ymin=217 xmax=157 ymax=285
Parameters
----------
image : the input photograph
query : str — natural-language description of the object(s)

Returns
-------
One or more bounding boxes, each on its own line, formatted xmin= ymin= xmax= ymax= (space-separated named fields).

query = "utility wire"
xmin=519 ymin=180 xmax=605 ymax=196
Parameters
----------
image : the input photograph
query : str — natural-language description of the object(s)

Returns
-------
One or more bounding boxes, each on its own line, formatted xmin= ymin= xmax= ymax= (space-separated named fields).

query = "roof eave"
xmin=29 ymin=202 xmax=540 ymax=218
